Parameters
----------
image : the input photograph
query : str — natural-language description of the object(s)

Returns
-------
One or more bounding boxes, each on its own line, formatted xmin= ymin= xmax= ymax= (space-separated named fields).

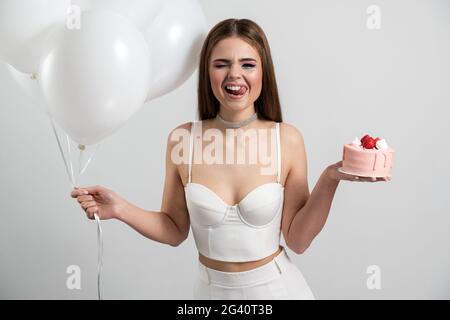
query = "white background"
xmin=0 ymin=0 xmax=449 ymax=299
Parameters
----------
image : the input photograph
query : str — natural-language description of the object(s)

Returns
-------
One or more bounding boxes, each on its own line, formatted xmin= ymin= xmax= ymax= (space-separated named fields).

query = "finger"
xmin=356 ymin=176 xmax=375 ymax=183
xmin=71 ymin=188 xmax=89 ymax=198
xmin=358 ymin=177 xmax=375 ymax=182
xmin=86 ymin=206 xmax=98 ymax=215
xmin=81 ymin=201 xmax=97 ymax=210
xmin=84 ymin=185 xmax=103 ymax=195
xmin=86 ymin=206 xmax=99 ymax=219
xmin=77 ymin=195 xmax=93 ymax=203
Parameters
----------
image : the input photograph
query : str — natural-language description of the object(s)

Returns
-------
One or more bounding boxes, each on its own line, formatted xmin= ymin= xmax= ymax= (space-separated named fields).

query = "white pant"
xmin=193 ymin=246 xmax=315 ymax=300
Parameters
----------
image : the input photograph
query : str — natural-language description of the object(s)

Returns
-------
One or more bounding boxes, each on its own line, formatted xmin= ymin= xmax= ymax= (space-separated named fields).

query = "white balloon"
xmin=39 ymin=11 xmax=151 ymax=146
xmin=144 ymin=0 xmax=208 ymax=101
xmin=5 ymin=63 xmax=47 ymax=112
xmin=72 ymin=0 xmax=164 ymax=30
xmin=0 ymin=0 xmax=71 ymax=73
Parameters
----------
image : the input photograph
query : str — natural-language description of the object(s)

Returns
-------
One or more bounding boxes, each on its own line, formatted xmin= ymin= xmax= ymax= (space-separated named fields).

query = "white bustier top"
xmin=184 ymin=121 xmax=284 ymax=262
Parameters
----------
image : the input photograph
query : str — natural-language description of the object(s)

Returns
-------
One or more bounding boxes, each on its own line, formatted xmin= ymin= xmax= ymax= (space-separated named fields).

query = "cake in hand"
xmin=341 ymin=134 xmax=395 ymax=178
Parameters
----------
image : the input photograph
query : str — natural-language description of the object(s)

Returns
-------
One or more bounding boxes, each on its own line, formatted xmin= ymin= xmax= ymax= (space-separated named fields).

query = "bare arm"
xmin=279 ymin=123 xmax=313 ymax=254
xmin=116 ymin=203 xmax=187 ymax=248
xmin=281 ymin=124 xmax=389 ymax=254
xmin=285 ymin=166 xmax=340 ymax=254
xmin=281 ymin=123 xmax=340 ymax=254
xmin=117 ymin=124 xmax=191 ymax=246
xmin=72 ymin=124 xmax=191 ymax=247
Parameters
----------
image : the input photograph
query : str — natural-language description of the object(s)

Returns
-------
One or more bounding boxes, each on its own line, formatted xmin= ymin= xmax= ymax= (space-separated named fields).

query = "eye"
xmin=213 ymin=63 xmax=255 ymax=69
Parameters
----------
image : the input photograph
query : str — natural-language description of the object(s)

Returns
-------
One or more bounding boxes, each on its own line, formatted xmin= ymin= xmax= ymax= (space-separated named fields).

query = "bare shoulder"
xmin=169 ymin=121 xmax=193 ymax=135
xmin=166 ymin=122 xmax=193 ymax=185
xmin=166 ymin=121 xmax=193 ymax=146
xmin=279 ymin=122 xmax=307 ymax=176
xmin=279 ymin=122 xmax=305 ymax=148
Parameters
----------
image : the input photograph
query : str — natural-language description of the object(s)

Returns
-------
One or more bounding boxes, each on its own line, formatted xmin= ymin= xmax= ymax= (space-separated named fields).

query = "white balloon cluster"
xmin=1 ymin=0 xmax=208 ymax=145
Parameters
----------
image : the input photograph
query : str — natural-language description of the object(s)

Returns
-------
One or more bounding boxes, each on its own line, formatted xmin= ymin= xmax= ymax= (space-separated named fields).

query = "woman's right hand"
xmin=70 ymin=185 xmax=124 ymax=220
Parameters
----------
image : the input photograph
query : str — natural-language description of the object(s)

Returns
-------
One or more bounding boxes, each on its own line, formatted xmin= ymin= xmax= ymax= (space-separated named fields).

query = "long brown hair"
xmin=197 ymin=19 xmax=282 ymax=122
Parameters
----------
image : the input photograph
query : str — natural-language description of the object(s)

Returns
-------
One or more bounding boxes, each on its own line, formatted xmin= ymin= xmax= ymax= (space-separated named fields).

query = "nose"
xmin=227 ymin=63 xmax=242 ymax=80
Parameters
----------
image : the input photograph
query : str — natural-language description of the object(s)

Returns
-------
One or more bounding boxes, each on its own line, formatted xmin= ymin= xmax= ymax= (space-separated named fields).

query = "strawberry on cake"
xmin=340 ymin=134 xmax=395 ymax=178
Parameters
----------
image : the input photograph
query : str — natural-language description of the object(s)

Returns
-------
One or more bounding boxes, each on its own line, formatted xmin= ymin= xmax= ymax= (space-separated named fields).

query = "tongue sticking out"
xmin=226 ymin=86 xmax=247 ymax=95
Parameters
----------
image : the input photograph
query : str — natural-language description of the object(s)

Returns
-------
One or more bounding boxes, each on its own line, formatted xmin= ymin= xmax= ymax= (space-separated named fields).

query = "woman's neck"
xmin=218 ymin=105 xmax=256 ymax=122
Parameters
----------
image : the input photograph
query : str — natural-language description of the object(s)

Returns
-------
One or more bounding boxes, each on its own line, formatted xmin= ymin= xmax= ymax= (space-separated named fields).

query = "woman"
xmin=70 ymin=19 xmax=389 ymax=299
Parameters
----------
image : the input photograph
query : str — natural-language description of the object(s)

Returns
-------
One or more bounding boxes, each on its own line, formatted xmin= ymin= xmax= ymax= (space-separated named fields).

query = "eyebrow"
xmin=212 ymin=58 xmax=257 ymax=63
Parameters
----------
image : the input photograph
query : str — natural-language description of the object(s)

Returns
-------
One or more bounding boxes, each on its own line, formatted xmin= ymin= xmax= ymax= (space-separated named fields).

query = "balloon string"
xmin=77 ymin=147 xmax=103 ymax=300
xmin=50 ymin=118 xmax=74 ymax=186
xmin=80 ymin=144 xmax=100 ymax=175
xmin=67 ymin=135 xmax=75 ymax=186
xmin=94 ymin=213 xmax=103 ymax=300
xmin=78 ymin=145 xmax=83 ymax=176
xmin=50 ymin=117 xmax=103 ymax=300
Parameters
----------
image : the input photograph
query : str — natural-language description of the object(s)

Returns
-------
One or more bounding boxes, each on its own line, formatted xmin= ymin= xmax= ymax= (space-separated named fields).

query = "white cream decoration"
xmin=376 ymin=138 xmax=388 ymax=150
xmin=352 ymin=137 xmax=361 ymax=147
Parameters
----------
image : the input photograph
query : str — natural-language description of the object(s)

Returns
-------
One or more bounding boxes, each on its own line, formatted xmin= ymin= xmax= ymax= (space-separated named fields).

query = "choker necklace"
xmin=216 ymin=113 xmax=257 ymax=128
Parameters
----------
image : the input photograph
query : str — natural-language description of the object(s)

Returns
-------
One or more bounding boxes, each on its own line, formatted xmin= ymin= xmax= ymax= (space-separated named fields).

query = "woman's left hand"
xmin=326 ymin=161 xmax=391 ymax=182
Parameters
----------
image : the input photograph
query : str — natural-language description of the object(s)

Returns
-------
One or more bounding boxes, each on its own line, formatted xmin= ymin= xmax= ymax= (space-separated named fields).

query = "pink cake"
xmin=341 ymin=134 xmax=395 ymax=178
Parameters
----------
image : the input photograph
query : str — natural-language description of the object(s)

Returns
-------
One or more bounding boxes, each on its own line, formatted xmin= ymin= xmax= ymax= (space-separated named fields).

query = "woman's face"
xmin=209 ymin=37 xmax=263 ymax=115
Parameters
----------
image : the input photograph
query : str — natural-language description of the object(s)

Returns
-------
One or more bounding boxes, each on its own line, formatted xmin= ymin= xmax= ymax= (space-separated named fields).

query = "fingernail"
xmin=83 ymin=190 xmax=88 ymax=195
